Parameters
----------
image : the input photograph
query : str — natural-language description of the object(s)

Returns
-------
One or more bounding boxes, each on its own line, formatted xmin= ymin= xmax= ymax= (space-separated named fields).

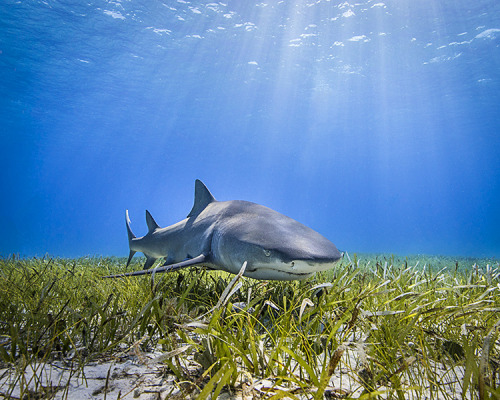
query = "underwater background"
xmin=0 ymin=0 xmax=499 ymax=258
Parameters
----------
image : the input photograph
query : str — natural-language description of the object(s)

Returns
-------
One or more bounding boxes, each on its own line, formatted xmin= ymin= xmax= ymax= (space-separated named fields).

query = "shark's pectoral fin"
xmin=152 ymin=254 xmax=206 ymax=272
xmin=160 ymin=255 xmax=203 ymax=272
xmin=102 ymin=254 xmax=207 ymax=279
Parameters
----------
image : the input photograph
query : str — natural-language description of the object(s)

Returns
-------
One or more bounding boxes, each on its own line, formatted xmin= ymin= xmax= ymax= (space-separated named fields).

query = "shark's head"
xmin=240 ymin=243 xmax=343 ymax=281
xmin=210 ymin=200 xmax=343 ymax=280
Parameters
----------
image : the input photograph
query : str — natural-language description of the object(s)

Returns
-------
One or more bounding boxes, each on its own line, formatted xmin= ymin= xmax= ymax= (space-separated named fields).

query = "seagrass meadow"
xmin=0 ymin=254 xmax=499 ymax=399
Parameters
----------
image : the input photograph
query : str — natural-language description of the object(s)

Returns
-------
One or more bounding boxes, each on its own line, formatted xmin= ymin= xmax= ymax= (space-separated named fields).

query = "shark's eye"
xmin=263 ymin=249 xmax=271 ymax=257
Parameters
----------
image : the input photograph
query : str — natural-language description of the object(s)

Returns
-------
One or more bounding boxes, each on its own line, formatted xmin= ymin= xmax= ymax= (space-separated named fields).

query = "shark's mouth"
xmin=244 ymin=266 xmax=314 ymax=281
xmin=246 ymin=266 xmax=312 ymax=277
xmin=290 ymin=259 xmax=339 ymax=273
xmin=246 ymin=259 xmax=337 ymax=277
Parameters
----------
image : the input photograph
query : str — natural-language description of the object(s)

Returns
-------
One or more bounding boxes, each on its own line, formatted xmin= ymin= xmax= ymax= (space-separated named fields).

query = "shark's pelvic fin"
xmin=102 ymin=254 xmax=207 ymax=279
xmin=187 ymin=179 xmax=216 ymax=218
xmin=144 ymin=255 xmax=157 ymax=269
xmin=145 ymin=210 xmax=159 ymax=234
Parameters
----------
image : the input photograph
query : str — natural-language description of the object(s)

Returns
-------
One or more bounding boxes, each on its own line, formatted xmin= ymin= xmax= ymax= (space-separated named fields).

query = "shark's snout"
xmin=273 ymin=236 xmax=343 ymax=272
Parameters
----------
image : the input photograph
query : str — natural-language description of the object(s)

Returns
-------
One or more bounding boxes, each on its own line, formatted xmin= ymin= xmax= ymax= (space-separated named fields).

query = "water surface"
xmin=0 ymin=0 xmax=499 ymax=257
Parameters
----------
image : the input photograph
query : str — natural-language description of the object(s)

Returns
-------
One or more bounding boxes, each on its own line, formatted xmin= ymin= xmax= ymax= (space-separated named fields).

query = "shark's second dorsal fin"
xmin=187 ymin=179 xmax=216 ymax=218
xmin=145 ymin=210 xmax=160 ymax=234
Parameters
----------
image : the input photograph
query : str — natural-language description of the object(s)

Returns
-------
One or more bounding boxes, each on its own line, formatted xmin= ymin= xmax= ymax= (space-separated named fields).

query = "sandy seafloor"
xmin=0 ymin=341 xmax=467 ymax=400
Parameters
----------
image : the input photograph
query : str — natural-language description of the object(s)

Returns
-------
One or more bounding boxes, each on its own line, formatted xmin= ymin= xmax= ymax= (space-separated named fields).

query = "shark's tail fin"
xmin=125 ymin=210 xmax=136 ymax=267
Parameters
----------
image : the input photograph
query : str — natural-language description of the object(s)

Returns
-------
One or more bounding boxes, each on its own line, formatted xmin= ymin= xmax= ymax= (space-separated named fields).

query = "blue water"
xmin=1 ymin=0 xmax=499 ymax=258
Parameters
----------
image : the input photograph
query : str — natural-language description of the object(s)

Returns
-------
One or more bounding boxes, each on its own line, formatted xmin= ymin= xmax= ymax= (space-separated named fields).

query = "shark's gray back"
xmin=196 ymin=199 xmax=340 ymax=273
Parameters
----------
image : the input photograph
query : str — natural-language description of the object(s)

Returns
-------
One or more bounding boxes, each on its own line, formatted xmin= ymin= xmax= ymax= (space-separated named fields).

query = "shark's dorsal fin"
xmin=187 ymin=179 xmax=216 ymax=218
xmin=145 ymin=210 xmax=159 ymax=234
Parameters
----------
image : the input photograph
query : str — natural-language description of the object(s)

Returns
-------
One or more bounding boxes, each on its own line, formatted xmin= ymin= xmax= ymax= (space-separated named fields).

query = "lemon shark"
xmin=103 ymin=180 xmax=342 ymax=281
